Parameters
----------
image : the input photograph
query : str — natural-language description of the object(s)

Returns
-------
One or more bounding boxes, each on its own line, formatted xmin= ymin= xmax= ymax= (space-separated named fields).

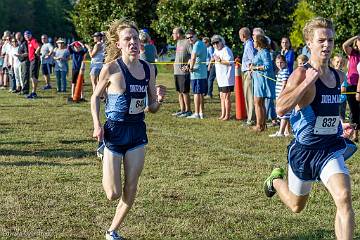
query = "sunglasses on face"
xmin=186 ymin=36 xmax=194 ymax=39
xmin=212 ymin=41 xmax=219 ymax=45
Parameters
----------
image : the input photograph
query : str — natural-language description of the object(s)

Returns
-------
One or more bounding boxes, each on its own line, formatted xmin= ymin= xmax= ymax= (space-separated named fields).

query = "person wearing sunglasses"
xmin=185 ymin=29 xmax=207 ymax=119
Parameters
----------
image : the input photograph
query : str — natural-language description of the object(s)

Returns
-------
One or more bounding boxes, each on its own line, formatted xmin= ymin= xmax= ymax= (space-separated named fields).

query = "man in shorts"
xmin=24 ymin=30 xmax=40 ymax=99
xmin=263 ymin=17 xmax=357 ymax=239
xmin=40 ymin=34 xmax=54 ymax=90
xmin=172 ymin=27 xmax=192 ymax=117
xmin=186 ymin=29 xmax=207 ymax=119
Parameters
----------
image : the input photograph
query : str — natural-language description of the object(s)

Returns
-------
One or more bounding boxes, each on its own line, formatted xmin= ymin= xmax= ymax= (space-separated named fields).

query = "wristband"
xmin=357 ymin=92 xmax=360 ymax=94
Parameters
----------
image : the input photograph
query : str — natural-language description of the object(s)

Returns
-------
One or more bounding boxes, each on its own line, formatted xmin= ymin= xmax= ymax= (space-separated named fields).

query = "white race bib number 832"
xmin=129 ymin=98 xmax=146 ymax=114
xmin=314 ymin=116 xmax=339 ymax=135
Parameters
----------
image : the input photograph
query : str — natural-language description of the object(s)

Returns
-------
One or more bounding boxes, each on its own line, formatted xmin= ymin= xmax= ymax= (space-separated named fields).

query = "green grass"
xmin=0 ymin=64 xmax=359 ymax=239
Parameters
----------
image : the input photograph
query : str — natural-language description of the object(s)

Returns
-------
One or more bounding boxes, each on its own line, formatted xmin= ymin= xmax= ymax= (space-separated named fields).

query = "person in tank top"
xmin=91 ymin=19 xmax=166 ymax=240
xmin=263 ymin=17 xmax=357 ymax=240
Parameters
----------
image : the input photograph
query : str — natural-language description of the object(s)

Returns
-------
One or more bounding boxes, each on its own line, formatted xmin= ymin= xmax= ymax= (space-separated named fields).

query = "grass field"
xmin=0 ymin=64 xmax=359 ymax=240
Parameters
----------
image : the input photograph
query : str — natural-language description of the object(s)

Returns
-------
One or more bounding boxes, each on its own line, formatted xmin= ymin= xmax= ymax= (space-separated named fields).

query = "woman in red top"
xmin=343 ymin=35 xmax=360 ymax=141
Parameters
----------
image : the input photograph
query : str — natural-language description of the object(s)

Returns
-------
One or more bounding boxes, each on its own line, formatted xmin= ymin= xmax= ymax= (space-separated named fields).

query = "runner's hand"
xmin=93 ymin=126 xmax=104 ymax=142
xmin=304 ymin=67 xmax=319 ymax=86
xmin=156 ymin=85 xmax=166 ymax=102
xmin=342 ymin=123 xmax=353 ymax=139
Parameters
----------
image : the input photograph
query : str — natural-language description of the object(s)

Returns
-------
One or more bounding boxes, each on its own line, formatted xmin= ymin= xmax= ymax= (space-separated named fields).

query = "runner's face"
xmin=308 ymin=28 xmax=334 ymax=62
xmin=117 ymin=28 xmax=140 ymax=58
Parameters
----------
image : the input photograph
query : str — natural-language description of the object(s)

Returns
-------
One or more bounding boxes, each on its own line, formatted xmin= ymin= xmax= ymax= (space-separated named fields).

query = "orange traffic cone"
xmin=235 ymin=59 xmax=247 ymax=120
xmin=73 ymin=58 xmax=86 ymax=102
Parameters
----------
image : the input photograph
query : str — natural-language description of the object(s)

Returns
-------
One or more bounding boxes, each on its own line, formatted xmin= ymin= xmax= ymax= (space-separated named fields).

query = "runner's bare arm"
xmin=91 ymin=64 xmax=111 ymax=141
xmin=276 ymin=67 xmax=318 ymax=116
xmin=146 ymin=63 xmax=165 ymax=113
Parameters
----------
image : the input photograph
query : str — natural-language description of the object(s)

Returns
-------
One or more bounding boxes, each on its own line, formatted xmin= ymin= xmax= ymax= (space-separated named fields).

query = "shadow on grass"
xmin=269 ymin=229 xmax=335 ymax=240
xmin=59 ymin=139 xmax=94 ymax=144
xmin=0 ymin=140 xmax=42 ymax=145
xmin=0 ymin=148 xmax=94 ymax=159
xmin=0 ymin=160 xmax=91 ymax=167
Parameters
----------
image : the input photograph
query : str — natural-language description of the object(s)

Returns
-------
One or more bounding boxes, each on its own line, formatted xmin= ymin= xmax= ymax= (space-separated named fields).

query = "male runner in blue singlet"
xmin=263 ymin=17 xmax=357 ymax=240
xmin=91 ymin=19 xmax=166 ymax=240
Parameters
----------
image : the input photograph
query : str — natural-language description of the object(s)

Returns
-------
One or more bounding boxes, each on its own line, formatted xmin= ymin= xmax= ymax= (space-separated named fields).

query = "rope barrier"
xmin=82 ymin=59 xmax=356 ymax=95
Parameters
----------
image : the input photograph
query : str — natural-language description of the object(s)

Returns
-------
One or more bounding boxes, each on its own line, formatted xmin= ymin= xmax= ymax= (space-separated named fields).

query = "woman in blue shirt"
xmin=251 ymin=34 xmax=276 ymax=131
xmin=280 ymin=37 xmax=295 ymax=74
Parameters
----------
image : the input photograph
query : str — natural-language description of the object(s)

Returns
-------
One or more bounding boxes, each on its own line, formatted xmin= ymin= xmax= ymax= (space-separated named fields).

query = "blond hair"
xmin=303 ymin=17 xmax=334 ymax=42
xmin=297 ymin=54 xmax=309 ymax=63
xmin=104 ymin=18 xmax=139 ymax=63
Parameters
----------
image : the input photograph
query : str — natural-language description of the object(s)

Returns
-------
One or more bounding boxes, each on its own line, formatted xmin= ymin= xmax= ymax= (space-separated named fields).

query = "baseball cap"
xmin=24 ymin=30 xmax=32 ymax=36
xmin=92 ymin=32 xmax=102 ymax=37
xmin=73 ymin=41 xmax=81 ymax=47
xmin=56 ymin=38 xmax=65 ymax=44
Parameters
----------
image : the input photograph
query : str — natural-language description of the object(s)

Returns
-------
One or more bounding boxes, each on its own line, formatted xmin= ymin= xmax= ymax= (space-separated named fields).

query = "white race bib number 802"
xmin=314 ymin=116 xmax=339 ymax=135
xmin=129 ymin=98 xmax=146 ymax=114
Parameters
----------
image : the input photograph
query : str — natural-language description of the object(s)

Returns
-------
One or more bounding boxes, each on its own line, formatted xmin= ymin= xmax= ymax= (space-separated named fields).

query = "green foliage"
xmin=0 ymin=0 xmax=74 ymax=38
xmin=307 ymin=0 xmax=360 ymax=52
xmin=153 ymin=0 xmax=298 ymax=55
xmin=71 ymin=0 xmax=158 ymax=43
xmin=240 ymin=0 xmax=298 ymax=44
xmin=289 ymin=0 xmax=315 ymax=48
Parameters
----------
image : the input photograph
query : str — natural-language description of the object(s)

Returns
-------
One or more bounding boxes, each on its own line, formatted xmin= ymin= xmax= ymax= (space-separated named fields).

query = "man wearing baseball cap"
xmin=24 ymin=30 xmax=40 ymax=99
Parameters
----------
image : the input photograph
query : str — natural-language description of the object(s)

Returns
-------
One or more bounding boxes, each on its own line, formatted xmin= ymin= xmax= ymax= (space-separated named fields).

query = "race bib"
xmin=314 ymin=116 xmax=339 ymax=135
xmin=129 ymin=98 xmax=146 ymax=114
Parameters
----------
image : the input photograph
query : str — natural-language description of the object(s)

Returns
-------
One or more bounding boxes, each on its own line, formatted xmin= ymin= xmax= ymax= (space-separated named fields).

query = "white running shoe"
xmin=269 ymin=131 xmax=285 ymax=137
xmin=106 ymin=230 xmax=124 ymax=240
xmin=199 ymin=113 xmax=204 ymax=119
xmin=186 ymin=113 xmax=200 ymax=119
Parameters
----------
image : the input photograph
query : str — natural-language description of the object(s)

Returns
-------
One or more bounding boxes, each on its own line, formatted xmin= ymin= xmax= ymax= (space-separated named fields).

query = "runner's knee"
xmin=334 ymin=188 xmax=352 ymax=209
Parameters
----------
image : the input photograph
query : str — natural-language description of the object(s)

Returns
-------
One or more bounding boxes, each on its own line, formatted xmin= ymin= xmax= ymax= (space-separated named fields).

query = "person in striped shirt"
xmin=269 ymin=54 xmax=290 ymax=137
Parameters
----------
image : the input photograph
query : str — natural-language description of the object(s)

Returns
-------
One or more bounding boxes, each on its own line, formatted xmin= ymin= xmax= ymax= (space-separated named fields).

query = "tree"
xmin=0 ymin=0 xmax=74 ymax=39
xmin=152 ymin=0 xmax=298 ymax=55
xmin=307 ymin=0 xmax=360 ymax=52
xmin=71 ymin=0 xmax=159 ymax=43
xmin=289 ymin=0 xmax=315 ymax=48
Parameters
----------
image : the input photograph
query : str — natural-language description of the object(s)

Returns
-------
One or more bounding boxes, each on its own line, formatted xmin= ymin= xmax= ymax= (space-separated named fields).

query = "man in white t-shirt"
xmin=40 ymin=34 xmax=54 ymax=90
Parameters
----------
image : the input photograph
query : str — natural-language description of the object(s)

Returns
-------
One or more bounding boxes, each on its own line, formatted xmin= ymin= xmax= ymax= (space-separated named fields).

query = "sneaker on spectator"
xmin=186 ymin=113 xmax=200 ymax=119
xmin=269 ymin=131 xmax=285 ymax=137
xmin=178 ymin=111 xmax=192 ymax=118
xmin=26 ymin=92 xmax=35 ymax=99
xmin=172 ymin=110 xmax=184 ymax=116
xmin=242 ymin=120 xmax=255 ymax=126
xmin=43 ymin=85 xmax=52 ymax=90
xmin=105 ymin=230 xmax=124 ymax=240
xmin=199 ymin=113 xmax=205 ymax=119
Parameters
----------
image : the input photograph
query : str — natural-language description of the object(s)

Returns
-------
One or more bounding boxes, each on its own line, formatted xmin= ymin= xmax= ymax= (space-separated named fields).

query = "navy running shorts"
xmin=103 ymin=119 xmax=148 ymax=156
